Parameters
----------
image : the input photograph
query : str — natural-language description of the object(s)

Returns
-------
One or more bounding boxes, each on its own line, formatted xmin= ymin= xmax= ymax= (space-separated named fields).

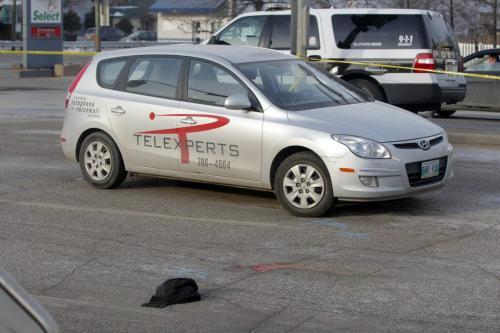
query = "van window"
xmin=217 ymin=16 xmax=268 ymax=46
xmin=422 ymin=14 xmax=456 ymax=49
xmin=125 ymin=57 xmax=182 ymax=99
xmin=188 ymin=60 xmax=247 ymax=106
xmin=98 ymin=59 xmax=127 ymax=89
xmin=331 ymin=14 xmax=425 ymax=49
xmin=270 ymin=15 xmax=320 ymax=50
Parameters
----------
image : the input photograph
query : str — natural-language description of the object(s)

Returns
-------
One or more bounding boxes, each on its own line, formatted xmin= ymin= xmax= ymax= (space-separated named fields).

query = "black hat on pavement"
xmin=142 ymin=278 xmax=201 ymax=308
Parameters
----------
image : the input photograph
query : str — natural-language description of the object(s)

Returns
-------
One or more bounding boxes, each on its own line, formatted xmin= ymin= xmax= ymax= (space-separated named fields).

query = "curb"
xmin=446 ymin=130 xmax=500 ymax=147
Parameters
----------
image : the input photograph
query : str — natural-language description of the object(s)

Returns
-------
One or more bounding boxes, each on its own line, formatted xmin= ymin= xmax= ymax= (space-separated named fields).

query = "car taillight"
xmin=65 ymin=62 xmax=90 ymax=109
xmin=413 ymin=53 xmax=436 ymax=73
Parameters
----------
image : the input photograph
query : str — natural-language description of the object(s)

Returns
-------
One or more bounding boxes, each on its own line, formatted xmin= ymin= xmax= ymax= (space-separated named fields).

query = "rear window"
xmin=331 ymin=14 xmax=426 ymax=49
xmin=270 ymin=15 xmax=320 ymax=50
xmin=422 ymin=14 xmax=456 ymax=49
xmin=98 ymin=59 xmax=127 ymax=89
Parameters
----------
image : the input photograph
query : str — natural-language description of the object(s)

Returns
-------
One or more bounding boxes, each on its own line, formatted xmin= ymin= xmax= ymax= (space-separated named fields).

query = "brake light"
xmin=65 ymin=62 xmax=90 ymax=109
xmin=413 ymin=53 xmax=435 ymax=73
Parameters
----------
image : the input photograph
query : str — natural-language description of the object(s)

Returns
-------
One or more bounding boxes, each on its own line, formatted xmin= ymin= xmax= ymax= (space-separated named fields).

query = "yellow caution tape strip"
xmin=1 ymin=49 xmax=499 ymax=80
xmin=0 ymin=50 xmax=97 ymax=56
xmin=306 ymin=57 xmax=500 ymax=81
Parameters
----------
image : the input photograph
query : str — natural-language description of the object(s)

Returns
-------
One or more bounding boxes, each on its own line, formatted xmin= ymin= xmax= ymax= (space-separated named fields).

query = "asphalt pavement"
xmin=0 ymin=77 xmax=499 ymax=332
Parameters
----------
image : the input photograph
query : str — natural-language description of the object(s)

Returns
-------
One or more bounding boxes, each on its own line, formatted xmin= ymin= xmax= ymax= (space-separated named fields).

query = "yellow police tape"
xmin=1 ymin=49 xmax=499 ymax=81
xmin=304 ymin=57 xmax=500 ymax=81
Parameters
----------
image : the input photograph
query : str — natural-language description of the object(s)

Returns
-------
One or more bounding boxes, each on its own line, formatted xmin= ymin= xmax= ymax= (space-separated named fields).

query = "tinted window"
xmin=125 ymin=57 xmax=182 ymax=99
xmin=188 ymin=61 xmax=247 ymax=106
xmin=465 ymin=53 xmax=500 ymax=72
xmin=217 ymin=16 xmax=267 ymax=46
xmin=98 ymin=59 xmax=127 ymax=88
xmin=238 ymin=60 xmax=366 ymax=111
xmin=270 ymin=15 xmax=320 ymax=50
xmin=423 ymin=14 xmax=456 ymax=49
xmin=332 ymin=14 xmax=425 ymax=49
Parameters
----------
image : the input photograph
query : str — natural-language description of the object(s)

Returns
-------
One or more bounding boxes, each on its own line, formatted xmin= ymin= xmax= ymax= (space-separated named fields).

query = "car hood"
xmin=286 ymin=101 xmax=443 ymax=142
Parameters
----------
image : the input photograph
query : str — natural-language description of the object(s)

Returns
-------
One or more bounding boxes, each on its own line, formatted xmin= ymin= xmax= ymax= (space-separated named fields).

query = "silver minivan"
xmin=206 ymin=8 xmax=466 ymax=116
xmin=60 ymin=45 xmax=453 ymax=217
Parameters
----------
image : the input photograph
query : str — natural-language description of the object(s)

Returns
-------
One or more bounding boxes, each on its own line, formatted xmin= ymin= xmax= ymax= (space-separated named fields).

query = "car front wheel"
xmin=79 ymin=132 xmax=127 ymax=189
xmin=274 ymin=152 xmax=335 ymax=217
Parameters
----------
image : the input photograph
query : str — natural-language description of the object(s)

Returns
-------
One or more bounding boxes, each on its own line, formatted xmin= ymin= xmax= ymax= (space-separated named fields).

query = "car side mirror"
xmin=224 ymin=93 xmax=252 ymax=110
xmin=0 ymin=271 xmax=59 ymax=333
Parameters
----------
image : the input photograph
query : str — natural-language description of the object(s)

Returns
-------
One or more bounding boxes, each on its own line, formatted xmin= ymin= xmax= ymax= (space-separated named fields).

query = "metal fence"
xmin=458 ymin=42 xmax=500 ymax=57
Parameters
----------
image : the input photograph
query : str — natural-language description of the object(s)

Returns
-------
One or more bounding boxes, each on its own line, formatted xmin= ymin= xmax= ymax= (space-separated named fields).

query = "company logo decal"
xmin=71 ymin=96 xmax=100 ymax=118
xmin=136 ymin=113 xmax=231 ymax=164
xmin=418 ymin=139 xmax=431 ymax=150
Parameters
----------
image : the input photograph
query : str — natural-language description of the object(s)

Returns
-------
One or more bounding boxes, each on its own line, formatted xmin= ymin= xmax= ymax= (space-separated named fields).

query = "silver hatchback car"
xmin=60 ymin=45 xmax=454 ymax=217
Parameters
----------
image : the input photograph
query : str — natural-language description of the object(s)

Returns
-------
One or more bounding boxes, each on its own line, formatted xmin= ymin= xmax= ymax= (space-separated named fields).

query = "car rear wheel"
xmin=348 ymin=78 xmax=386 ymax=102
xmin=79 ymin=132 xmax=127 ymax=189
xmin=274 ymin=152 xmax=335 ymax=217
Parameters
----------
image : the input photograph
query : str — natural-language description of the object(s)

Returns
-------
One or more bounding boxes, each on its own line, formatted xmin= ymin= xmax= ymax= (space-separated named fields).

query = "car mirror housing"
xmin=224 ymin=93 xmax=252 ymax=110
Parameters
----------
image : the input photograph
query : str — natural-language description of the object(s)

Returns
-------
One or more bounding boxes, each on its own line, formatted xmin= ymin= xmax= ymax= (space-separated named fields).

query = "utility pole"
xmin=449 ymin=0 xmax=454 ymax=32
xmin=494 ymin=0 xmax=498 ymax=46
xmin=11 ymin=0 xmax=17 ymax=42
xmin=291 ymin=0 xmax=309 ymax=58
xmin=95 ymin=0 xmax=101 ymax=52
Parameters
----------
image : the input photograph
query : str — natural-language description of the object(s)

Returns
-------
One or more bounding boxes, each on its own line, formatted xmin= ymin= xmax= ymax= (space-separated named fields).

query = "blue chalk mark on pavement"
xmin=306 ymin=219 xmax=348 ymax=229
xmin=340 ymin=231 xmax=370 ymax=239
xmin=171 ymin=266 xmax=208 ymax=280
xmin=305 ymin=219 xmax=370 ymax=239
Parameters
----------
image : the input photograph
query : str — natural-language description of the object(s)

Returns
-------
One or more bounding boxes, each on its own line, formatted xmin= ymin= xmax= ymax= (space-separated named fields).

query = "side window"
xmin=270 ymin=15 xmax=320 ymax=50
xmin=465 ymin=54 xmax=500 ymax=72
xmin=217 ymin=16 xmax=267 ymax=46
xmin=188 ymin=60 xmax=247 ymax=107
xmin=98 ymin=59 xmax=127 ymax=89
xmin=125 ymin=57 xmax=182 ymax=99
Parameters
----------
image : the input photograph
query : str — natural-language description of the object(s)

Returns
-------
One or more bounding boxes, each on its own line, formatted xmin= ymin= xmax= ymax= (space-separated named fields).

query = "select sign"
xmin=31 ymin=0 xmax=61 ymax=24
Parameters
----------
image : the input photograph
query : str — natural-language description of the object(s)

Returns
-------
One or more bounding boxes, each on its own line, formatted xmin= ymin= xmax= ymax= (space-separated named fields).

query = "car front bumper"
xmin=325 ymin=137 xmax=454 ymax=202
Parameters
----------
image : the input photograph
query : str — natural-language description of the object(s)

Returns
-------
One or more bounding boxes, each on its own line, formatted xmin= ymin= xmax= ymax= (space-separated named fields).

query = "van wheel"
xmin=79 ymin=132 xmax=127 ymax=189
xmin=274 ymin=152 xmax=335 ymax=217
xmin=348 ymin=79 xmax=386 ymax=102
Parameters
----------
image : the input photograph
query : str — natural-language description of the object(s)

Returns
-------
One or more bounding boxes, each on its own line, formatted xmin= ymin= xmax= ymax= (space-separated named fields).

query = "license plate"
xmin=421 ymin=159 xmax=440 ymax=179
xmin=445 ymin=59 xmax=458 ymax=77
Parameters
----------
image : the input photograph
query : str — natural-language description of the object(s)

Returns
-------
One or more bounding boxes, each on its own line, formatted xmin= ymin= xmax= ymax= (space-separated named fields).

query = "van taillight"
xmin=458 ymin=57 xmax=464 ymax=72
xmin=65 ymin=62 xmax=90 ymax=109
xmin=413 ymin=53 xmax=436 ymax=73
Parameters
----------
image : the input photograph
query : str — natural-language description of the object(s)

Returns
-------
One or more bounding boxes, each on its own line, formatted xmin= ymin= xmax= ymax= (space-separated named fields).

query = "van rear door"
xmin=422 ymin=12 xmax=460 ymax=72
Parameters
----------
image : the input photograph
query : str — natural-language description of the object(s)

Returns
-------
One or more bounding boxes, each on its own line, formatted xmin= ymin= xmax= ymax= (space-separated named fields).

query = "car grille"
xmin=405 ymin=156 xmax=448 ymax=187
xmin=394 ymin=136 xmax=443 ymax=149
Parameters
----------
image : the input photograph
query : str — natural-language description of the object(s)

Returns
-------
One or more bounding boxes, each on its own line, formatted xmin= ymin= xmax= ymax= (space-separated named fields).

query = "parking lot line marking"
xmin=0 ymin=199 xmax=300 ymax=230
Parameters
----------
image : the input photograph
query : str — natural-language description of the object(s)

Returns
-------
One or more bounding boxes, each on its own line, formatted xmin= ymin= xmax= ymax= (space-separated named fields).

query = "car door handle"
xmin=308 ymin=55 xmax=322 ymax=61
xmin=111 ymin=106 xmax=126 ymax=115
xmin=180 ymin=116 xmax=197 ymax=125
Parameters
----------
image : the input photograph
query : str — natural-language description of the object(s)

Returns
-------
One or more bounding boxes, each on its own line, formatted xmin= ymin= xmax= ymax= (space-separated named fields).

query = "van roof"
xmin=94 ymin=44 xmax=295 ymax=64
xmin=239 ymin=8 xmax=441 ymax=17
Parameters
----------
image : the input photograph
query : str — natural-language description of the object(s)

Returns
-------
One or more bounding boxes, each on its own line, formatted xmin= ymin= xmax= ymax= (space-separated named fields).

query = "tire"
xmin=274 ymin=152 xmax=335 ymax=217
xmin=78 ymin=132 xmax=127 ymax=189
xmin=348 ymin=78 xmax=386 ymax=102
xmin=433 ymin=109 xmax=456 ymax=118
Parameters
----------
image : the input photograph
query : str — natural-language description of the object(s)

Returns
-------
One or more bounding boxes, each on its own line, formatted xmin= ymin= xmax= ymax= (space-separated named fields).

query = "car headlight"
xmin=332 ymin=135 xmax=391 ymax=159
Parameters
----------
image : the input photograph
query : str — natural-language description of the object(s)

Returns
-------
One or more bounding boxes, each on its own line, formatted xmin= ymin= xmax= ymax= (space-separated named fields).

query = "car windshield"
xmin=237 ymin=60 xmax=367 ymax=110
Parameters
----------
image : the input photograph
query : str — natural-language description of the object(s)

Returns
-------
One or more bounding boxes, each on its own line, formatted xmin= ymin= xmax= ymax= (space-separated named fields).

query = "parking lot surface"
xmin=1 ymin=78 xmax=499 ymax=332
